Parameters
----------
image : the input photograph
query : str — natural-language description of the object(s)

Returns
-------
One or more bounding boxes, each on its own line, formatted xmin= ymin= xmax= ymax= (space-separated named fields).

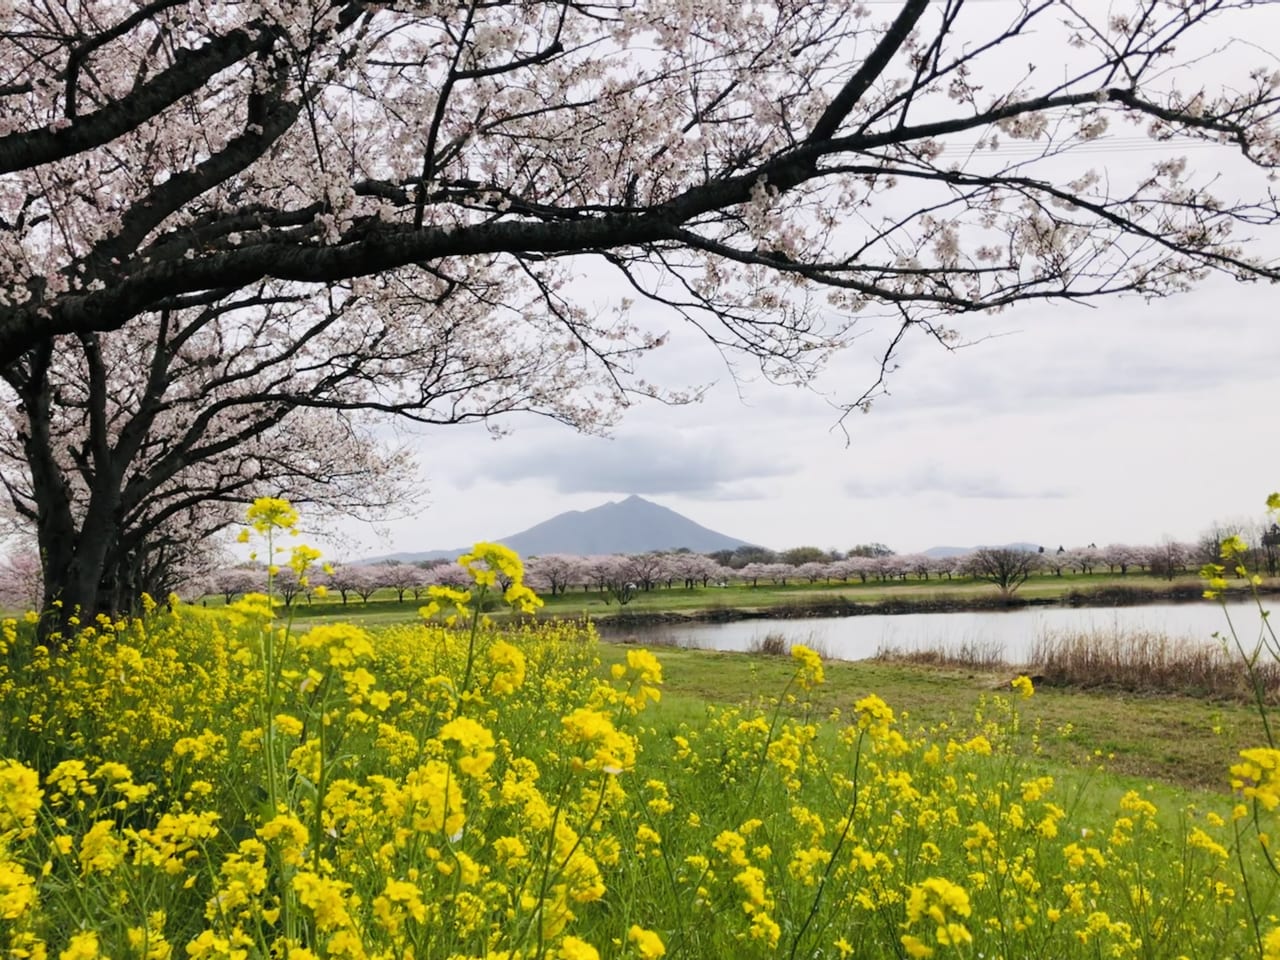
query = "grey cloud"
xmin=844 ymin=462 xmax=1070 ymax=500
xmin=672 ymin=481 xmax=774 ymax=502
xmin=469 ymin=430 xmax=795 ymax=498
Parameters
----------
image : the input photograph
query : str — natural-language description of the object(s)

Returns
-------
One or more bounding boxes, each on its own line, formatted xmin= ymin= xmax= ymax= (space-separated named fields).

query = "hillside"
xmin=922 ymin=541 xmax=1041 ymax=559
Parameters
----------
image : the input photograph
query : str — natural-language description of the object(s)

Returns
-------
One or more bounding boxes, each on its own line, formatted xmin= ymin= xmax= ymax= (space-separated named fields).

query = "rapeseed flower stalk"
xmin=8 ymin=497 xmax=1280 ymax=960
xmin=790 ymin=644 xmax=824 ymax=691
xmin=244 ymin=497 xmax=299 ymax=536
xmin=422 ymin=541 xmax=545 ymax=705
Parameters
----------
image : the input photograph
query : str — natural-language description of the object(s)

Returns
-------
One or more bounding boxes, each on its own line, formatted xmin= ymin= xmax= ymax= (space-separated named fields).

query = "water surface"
xmin=595 ymin=600 xmax=1265 ymax=664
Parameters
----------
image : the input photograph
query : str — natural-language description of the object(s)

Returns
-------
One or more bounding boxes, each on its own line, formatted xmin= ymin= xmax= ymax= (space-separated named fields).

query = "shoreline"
xmin=581 ymin=582 xmax=1274 ymax=629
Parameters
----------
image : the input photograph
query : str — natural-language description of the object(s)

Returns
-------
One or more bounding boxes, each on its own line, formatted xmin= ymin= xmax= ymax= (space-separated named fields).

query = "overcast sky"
xmin=326 ymin=267 xmax=1279 ymax=559
xmin=316 ymin=5 xmax=1280 ymax=561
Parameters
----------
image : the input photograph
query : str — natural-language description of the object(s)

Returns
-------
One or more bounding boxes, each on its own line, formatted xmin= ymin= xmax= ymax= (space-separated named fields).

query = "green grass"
xmin=199 ymin=574 xmax=1278 ymax=797
xmin=595 ymin=641 xmax=1266 ymax=793
xmin=9 ymin=604 xmax=1275 ymax=959
xmin=207 ymin=570 xmax=1252 ymax=627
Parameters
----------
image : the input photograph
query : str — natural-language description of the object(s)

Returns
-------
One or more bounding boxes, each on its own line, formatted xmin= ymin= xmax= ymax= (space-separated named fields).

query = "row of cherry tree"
xmin=5 ymin=529 xmax=1274 ymax=612
xmin=187 ymin=538 xmax=1223 ymax=609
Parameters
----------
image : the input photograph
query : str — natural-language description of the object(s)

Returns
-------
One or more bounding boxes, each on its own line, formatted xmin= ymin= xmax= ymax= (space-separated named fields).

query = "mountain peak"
xmin=362 ymin=496 xmax=752 ymax=562
xmin=495 ymin=495 xmax=748 ymax=556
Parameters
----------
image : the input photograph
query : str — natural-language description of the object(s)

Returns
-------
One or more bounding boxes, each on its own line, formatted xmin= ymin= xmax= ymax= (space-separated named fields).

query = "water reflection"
xmin=594 ymin=600 xmax=1263 ymax=664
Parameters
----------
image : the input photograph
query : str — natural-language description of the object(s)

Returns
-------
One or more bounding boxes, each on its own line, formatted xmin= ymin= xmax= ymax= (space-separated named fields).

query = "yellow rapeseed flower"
xmin=0 ymin=860 xmax=36 ymax=919
xmin=298 ymin=623 xmax=374 ymax=669
xmin=905 ymin=875 xmax=972 ymax=926
xmin=1219 ymin=534 xmax=1249 ymax=560
xmin=854 ymin=693 xmax=895 ymax=738
xmin=627 ymin=925 xmax=666 ymax=960
xmin=439 ymin=716 xmax=497 ymax=778
xmin=791 ymin=644 xmax=825 ymax=690
xmin=0 ymin=760 xmax=42 ymax=838
xmin=293 ymin=871 xmax=355 ymax=931
xmin=403 ymin=760 xmax=466 ymax=838
xmin=1262 ymin=926 xmax=1280 ymax=960
xmin=561 ymin=707 xmax=637 ymax=774
xmin=559 ymin=937 xmax=600 ymax=960
xmin=1231 ymin=747 xmax=1280 ymax=810
xmin=504 ymin=581 xmax=544 ymax=614
xmin=258 ymin=813 xmax=309 ymax=866
xmin=79 ymin=820 xmax=127 ymax=875
xmin=59 ymin=932 xmax=100 ymax=960
xmin=487 ymin=640 xmax=526 ymax=695
xmin=459 ymin=542 xmax=524 ymax=588
xmin=245 ymin=497 xmax=299 ymax=534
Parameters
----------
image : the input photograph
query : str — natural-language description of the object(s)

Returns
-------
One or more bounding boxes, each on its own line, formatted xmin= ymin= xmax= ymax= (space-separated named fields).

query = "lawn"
xmin=217 ymin=570 xmax=1242 ymax=628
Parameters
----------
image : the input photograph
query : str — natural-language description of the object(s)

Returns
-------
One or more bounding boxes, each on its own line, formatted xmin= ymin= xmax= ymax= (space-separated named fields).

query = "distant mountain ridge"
xmin=365 ymin=495 xmax=753 ymax=562
xmin=922 ymin=541 xmax=1041 ymax=559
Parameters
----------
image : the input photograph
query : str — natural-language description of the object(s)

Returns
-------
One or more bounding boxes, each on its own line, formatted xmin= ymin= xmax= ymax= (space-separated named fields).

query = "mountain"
xmin=922 ymin=541 xmax=1041 ymax=559
xmin=365 ymin=495 xmax=753 ymax=562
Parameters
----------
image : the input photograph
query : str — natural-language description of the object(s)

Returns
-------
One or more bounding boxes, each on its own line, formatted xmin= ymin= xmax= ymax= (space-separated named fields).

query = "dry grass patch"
xmin=1028 ymin=627 xmax=1280 ymax=701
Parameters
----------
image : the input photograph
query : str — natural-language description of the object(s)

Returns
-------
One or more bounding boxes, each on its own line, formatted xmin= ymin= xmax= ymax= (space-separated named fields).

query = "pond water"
xmin=594 ymin=600 xmax=1267 ymax=664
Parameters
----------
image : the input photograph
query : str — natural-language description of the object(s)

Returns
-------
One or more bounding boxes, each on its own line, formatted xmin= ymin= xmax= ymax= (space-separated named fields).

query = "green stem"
xmin=739 ymin=670 xmax=798 ymax=820
xmin=313 ymin=671 xmax=333 ymax=874
xmin=788 ymin=730 xmax=864 ymax=960
xmin=1234 ymin=815 xmax=1266 ymax=957
xmin=458 ymin=584 xmax=488 ymax=704
xmin=1220 ymin=603 xmax=1275 ymax=749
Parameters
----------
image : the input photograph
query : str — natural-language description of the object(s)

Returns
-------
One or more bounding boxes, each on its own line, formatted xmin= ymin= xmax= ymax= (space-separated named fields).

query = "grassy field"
xmin=594 ymin=641 xmax=1264 ymax=793
xmin=6 ymin=585 xmax=1278 ymax=959
xmin=217 ymin=574 xmax=1280 ymax=797
xmin=225 ymin=570 xmax=1254 ymax=627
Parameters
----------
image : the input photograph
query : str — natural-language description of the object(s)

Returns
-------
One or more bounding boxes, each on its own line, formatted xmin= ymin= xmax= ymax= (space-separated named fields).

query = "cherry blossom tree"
xmin=347 ymin=565 xmax=384 ymax=604
xmin=931 ymin=556 xmax=959 ymax=581
xmin=902 ymin=553 xmax=932 ymax=581
xmin=1042 ymin=549 xmax=1069 ymax=577
xmin=0 ymin=548 xmax=41 ymax=611
xmin=1066 ymin=546 xmax=1099 ymax=576
xmin=0 ymin=283 xmax=583 ymax=627
xmin=663 ymin=552 xmax=718 ymax=589
xmin=738 ymin=562 xmax=767 ymax=588
xmin=5 ymin=0 xmax=1278 ymax=368
xmin=372 ymin=563 xmax=430 ymax=603
xmin=1145 ymin=539 xmax=1193 ymax=580
xmin=1101 ymin=544 xmax=1140 ymax=575
xmin=272 ymin=565 xmax=304 ymax=607
xmin=4 ymin=0 xmax=1280 ymax=628
xmin=210 ymin=566 xmax=261 ymax=605
xmin=842 ymin=556 xmax=873 ymax=583
xmin=525 ymin=554 xmax=583 ymax=597
xmin=760 ymin=563 xmax=794 ymax=586
xmin=622 ymin=553 xmax=666 ymax=593
xmin=963 ymin=547 xmax=1041 ymax=596
xmin=691 ymin=556 xmax=730 ymax=588
xmin=575 ymin=555 xmax=636 ymax=605
xmin=426 ymin=563 xmax=472 ymax=591
xmin=325 ymin=564 xmax=364 ymax=605
xmin=796 ymin=561 xmax=828 ymax=584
